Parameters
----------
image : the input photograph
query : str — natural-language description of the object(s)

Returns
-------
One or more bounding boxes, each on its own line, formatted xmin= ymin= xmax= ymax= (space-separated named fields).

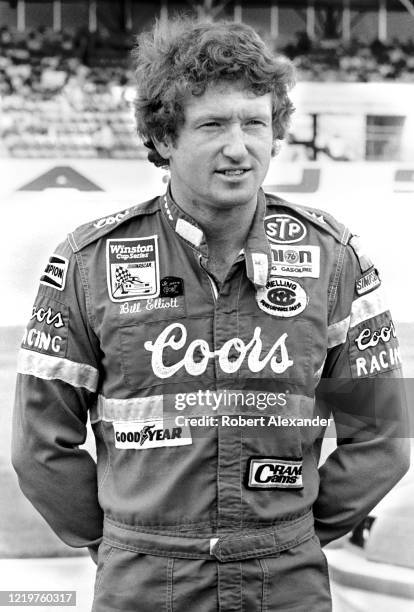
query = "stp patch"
xmin=245 ymin=456 xmax=303 ymax=489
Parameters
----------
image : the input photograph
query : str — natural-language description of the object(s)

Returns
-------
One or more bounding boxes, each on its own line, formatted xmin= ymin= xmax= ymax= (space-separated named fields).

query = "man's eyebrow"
xmin=191 ymin=111 xmax=270 ymax=123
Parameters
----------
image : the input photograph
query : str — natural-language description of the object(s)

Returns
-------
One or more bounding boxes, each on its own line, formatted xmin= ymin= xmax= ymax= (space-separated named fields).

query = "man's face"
xmin=160 ymin=83 xmax=274 ymax=213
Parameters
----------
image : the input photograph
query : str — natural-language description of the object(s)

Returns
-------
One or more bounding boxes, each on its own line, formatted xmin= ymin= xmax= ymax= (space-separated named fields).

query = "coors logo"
xmin=144 ymin=323 xmax=293 ymax=378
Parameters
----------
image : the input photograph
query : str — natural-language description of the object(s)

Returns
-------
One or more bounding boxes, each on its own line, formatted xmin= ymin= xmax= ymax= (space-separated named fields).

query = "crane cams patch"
xmin=245 ymin=456 xmax=303 ymax=489
xmin=106 ymin=236 xmax=159 ymax=302
xmin=256 ymin=277 xmax=309 ymax=317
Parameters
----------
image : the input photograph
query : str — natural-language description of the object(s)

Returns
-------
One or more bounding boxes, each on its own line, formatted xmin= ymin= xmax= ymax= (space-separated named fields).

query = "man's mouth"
xmin=216 ymin=168 xmax=250 ymax=176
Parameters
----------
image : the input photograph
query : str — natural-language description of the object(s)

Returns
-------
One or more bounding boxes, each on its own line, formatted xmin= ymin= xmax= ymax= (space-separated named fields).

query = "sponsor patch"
xmin=270 ymin=245 xmax=320 ymax=278
xmin=265 ymin=214 xmax=307 ymax=244
xmin=94 ymin=210 xmax=129 ymax=229
xmin=356 ymin=268 xmax=381 ymax=296
xmin=40 ymin=254 xmax=68 ymax=291
xmin=160 ymin=276 xmax=184 ymax=298
xmin=245 ymin=456 xmax=303 ymax=489
xmin=31 ymin=304 xmax=65 ymax=328
xmin=107 ymin=236 xmax=159 ymax=302
xmin=349 ymin=312 xmax=401 ymax=378
xmin=256 ymin=277 xmax=308 ymax=317
xmin=113 ymin=419 xmax=192 ymax=450
xmin=22 ymin=296 xmax=68 ymax=356
xmin=144 ymin=323 xmax=293 ymax=378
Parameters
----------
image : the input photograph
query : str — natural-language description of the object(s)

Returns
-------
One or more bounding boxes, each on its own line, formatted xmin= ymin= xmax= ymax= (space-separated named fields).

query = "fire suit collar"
xmin=244 ymin=189 xmax=272 ymax=289
xmin=162 ymin=187 xmax=209 ymax=258
xmin=162 ymin=186 xmax=272 ymax=289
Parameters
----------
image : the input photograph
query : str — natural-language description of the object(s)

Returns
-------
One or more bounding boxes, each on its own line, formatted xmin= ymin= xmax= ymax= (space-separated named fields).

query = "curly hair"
xmin=132 ymin=17 xmax=296 ymax=167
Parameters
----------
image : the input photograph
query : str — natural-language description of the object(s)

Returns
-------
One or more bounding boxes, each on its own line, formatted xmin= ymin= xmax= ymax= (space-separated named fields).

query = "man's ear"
xmin=271 ymin=141 xmax=281 ymax=157
xmin=152 ymin=136 xmax=173 ymax=160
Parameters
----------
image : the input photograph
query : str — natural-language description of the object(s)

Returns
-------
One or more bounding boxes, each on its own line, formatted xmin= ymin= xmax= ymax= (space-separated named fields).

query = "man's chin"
xmin=210 ymin=186 xmax=259 ymax=209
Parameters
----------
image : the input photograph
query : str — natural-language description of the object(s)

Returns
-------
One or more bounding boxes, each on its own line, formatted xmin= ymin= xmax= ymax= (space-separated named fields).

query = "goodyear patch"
xmin=107 ymin=236 xmax=159 ymax=302
xmin=245 ymin=456 xmax=303 ymax=489
xmin=113 ymin=419 xmax=192 ymax=450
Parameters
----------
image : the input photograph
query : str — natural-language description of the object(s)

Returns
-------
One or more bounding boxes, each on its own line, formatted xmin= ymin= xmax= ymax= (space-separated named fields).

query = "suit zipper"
xmin=199 ymin=255 xmax=218 ymax=301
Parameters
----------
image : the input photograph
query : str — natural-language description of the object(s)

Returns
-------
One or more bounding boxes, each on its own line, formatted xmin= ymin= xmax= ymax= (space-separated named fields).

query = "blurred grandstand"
xmin=1 ymin=0 xmax=414 ymax=159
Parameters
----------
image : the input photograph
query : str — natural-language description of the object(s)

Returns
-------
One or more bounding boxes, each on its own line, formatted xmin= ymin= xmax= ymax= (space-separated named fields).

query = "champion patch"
xmin=245 ymin=456 xmax=303 ymax=489
xmin=356 ymin=268 xmax=381 ymax=296
xmin=40 ymin=254 xmax=68 ymax=291
xmin=106 ymin=236 xmax=159 ymax=302
xmin=265 ymin=214 xmax=307 ymax=244
xmin=270 ymin=245 xmax=320 ymax=278
xmin=256 ymin=277 xmax=308 ymax=317
xmin=113 ymin=419 xmax=192 ymax=450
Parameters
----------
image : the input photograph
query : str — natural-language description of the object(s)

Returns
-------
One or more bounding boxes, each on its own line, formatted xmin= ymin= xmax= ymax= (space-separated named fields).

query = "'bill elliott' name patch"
xmin=106 ymin=236 xmax=159 ymax=302
xmin=245 ymin=457 xmax=303 ymax=489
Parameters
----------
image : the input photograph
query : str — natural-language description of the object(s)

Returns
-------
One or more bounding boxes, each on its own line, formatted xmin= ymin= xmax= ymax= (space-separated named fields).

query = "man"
xmin=12 ymin=18 xmax=409 ymax=612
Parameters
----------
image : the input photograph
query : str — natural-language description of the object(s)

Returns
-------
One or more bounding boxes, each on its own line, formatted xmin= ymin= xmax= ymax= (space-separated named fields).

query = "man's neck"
xmin=170 ymin=186 xmax=257 ymax=254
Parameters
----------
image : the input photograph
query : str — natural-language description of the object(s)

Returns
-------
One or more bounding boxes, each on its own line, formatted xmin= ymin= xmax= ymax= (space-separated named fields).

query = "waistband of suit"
xmin=103 ymin=511 xmax=315 ymax=562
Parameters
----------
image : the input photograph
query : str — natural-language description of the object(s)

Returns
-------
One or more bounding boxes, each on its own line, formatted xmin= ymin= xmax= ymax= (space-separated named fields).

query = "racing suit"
xmin=12 ymin=189 xmax=409 ymax=611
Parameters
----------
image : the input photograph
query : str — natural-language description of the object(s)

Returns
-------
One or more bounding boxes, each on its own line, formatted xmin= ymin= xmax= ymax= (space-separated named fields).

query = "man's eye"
xmin=201 ymin=121 xmax=220 ymax=128
xmin=246 ymin=120 xmax=265 ymax=126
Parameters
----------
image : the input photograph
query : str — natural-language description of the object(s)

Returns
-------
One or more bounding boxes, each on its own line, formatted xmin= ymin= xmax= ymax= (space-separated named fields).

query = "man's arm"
xmin=11 ymin=239 xmax=103 ymax=550
xmin=314 ymin=240 xmax=410 ymax=547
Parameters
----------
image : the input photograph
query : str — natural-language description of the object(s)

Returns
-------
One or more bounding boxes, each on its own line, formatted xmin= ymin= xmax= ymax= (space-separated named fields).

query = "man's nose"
xmin=222 ymin=124 xmax=248 ymax=161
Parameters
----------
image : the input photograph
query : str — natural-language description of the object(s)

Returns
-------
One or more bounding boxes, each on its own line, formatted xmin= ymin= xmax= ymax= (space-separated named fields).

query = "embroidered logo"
xmin=256 ymin=277 xmax=308 ymax=317
xmin=106 ymin=236 xmax=159 ymax=302
xmin=265 ymin=214 xmax=307 ymax=244
xmin=113 ymin=419 xmax=192 ymax=450
xmin=40 ymin=254 xmax=68 ymax=291
xmin=246 ymin=457 xmax=303 ymax=489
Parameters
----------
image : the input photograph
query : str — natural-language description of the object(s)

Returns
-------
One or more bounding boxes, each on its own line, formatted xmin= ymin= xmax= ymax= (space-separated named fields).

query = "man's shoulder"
xmin=67 ymin=196 xmax=161 ymax=253
xmin=264 ymin=192 xmax=351 ymax=246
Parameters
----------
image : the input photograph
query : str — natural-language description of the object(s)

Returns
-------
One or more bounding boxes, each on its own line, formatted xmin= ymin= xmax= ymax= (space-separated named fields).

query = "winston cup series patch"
xmin=106 ymin=236 xmax=159 ymax=302
xmin=245 ymin=456 xmax=303 ymax=489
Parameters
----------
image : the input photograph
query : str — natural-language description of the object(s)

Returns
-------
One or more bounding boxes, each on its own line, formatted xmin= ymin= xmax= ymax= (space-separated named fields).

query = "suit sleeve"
xmin=11 ymin=239 xmax=104 ymax=549
xmin=314 ymin=238 xmax=410 ymax=546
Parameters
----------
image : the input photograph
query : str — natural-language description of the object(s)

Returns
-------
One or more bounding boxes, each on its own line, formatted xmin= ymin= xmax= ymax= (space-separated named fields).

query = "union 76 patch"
xmin=106 ymin=236 xmax=159 ymax=302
